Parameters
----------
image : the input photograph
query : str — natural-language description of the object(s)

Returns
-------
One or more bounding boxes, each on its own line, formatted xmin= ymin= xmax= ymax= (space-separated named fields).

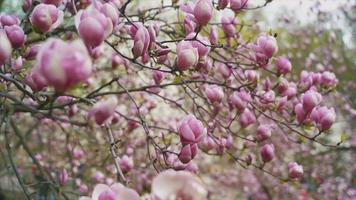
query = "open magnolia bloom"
xmin=151 ymin=170 xmax=207 ymax=200
xmin=79 ymin=183 xmax=140 ymax=200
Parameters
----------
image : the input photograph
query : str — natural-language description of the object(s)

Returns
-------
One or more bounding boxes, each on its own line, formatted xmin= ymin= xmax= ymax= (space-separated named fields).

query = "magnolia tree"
xmin=0 ymin=0 xmax=352 ymax=199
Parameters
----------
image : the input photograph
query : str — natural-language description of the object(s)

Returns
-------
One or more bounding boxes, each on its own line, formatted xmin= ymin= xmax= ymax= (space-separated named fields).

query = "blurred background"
xmin=0 ymin=0 xmax=355 ymax=199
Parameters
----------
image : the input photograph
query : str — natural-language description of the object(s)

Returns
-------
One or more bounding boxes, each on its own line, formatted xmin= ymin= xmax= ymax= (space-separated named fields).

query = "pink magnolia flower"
xmin=184 ymin=14 xmax=197 ymax=35
xmin=88 ymin=97 xmax=118 ymax=125
xmin=302 ymin=90 xmax=322 ymax=112
xmin=129 ymin=23 xmax=151 ymax=58
xmin=321 ymin=71 xmax=337 ymax=88
xmin=205 ymin=85 xmax=224 ymax=103
xmin=239 ymin=108 xmax=256 ymax=128
xmin=260 ymin=143 xmax=275 ymax=163
xmin=119 ymin=155 xmax=134 ymax=173
xmin=249 ymin=34 xmax=278 ymax=64
xmin=225 ymin=134 xmax=233 ymax=149
xmin=59 ymin=169 xmax=69 ymax=186
xmin=294 ymin=103 xmax=306 ymax=124
xmin=288 ymin=162 xmax=304 ymax=179
xmin=230 ymin=0 xmax=248 ymax=12
xmin=92 ymin=171 xmax=105 ymax=183
xmin=30 ymin=4 xmax=63 ymax=33
xmin=152 ymin=70 xmax=165 ymax=85
xmin=199 ymin=135 xmax=216 ymax=151
xmin=179 ymin=143 xmax=198 ymax=164
xmin=276 ymin=56 xmax=292 ymax=75
xmin=11 ymin=56 xmax=23 ymax=71
xmin=310 ymin=106 xmax=336 ymax=131
xmin=24 ymin=44 xmax=41 ymax=60
xmin=221 ymin=16 xmax=238 ymax=38
xmin=176 ymin=41 xmax=199 ymax=71
xmin=193 ymin=0 xmax=213 ymax=26
xmin=36 ymin=39 xmax=92 ymax=91
xmin=79 ymin=183 xmax=140 ymax=200
xmin=25 ymin=68 xmax=48 ymax=92
xmin=0 ymin=15 xmax=20 ymax=27
xmin=41 ymin=0 xmax=63 ymax=7
xmin=245 ymin=70 xmax=259 ymax=82
xmin=75 ymin=3 xmax=114 ymax=47
xmin=0 ymin=30 xmax=12 ymax=65
xmin=210 ymin=26 xmax=218 ymax=45
xmin=229 ymin=90 xmax=251 ymax=110
xmin=256 ymin=124 xmax=272 ymax=142
xmin=4 ymin=25 xmax=26 ymax=48
xmin=217 ymin=63 xmax=232 ymax=78
xmin=186 ymin=33 xmax=211 ymax=60
xmin=180 ymin=1 xmax=195 ymax=14
xmin=22 ymin=0 xmax=32 ymax=12
xmin=151 ymin=170 xmax=207 ymax=200
xmin=178 ymin=115 xmax=206 ymax=145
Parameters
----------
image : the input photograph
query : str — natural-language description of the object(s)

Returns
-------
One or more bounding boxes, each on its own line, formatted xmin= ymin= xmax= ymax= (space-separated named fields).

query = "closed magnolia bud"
xmin=245 ymin=154 xmax=253 ymax=165
xmin=245 ymin=70 xmax=259 ymax=82
xmin=176 ymin=41 xmax=199 ymax=71
xmin=225 ymin=135 xmax=233 ymax=149
xmin=75 ymin=4 xmax=113 ymax=47
xmin=22 ymin=0 xmax=32 ymax=12
xmin=239 ymin=108 xmax=256 ymax=128
xmin=257 ymin=34 xmax=278 ymax=58
xmin=302 ymin=90 xmax=322 ymax=112
xmin=88 ymin=97 xmax=118 ymax=125
xmin=205 ymin=85 xmax=224 ymax=103
xmin=0 ymin=30 xmax=12 ymax=65
xmin=131 ymin=23 xmax=150 ymax=58
xmin=99 ymin=2 xmax=120 ymax=27
xmin=230 ymin=0 xmax=248 ymax=12
xmin=37 ymin=39 xmax=92 ymax=91
xmin=0 ymin=15 xmax=20 ymax=26
xmin=4 ymin=25 xmax=26 ymax=48
xmin=184 ymin=15 xmax=196 ymax=35
xmin=218 ymin=63 xmax=232 ymax=78
xmin=210 ymin=26 xmax=218 ymax=45
xmin=30 ymin=4 xmax=63 ymax=33
xmin=25 ymin=44 xmax=41 ymax=60
xmin=152 ymin=70 xmax=165 ymax=85
xmin=59 ymin=169 xmax=69 ymax=186
xmin=178 ymin=115 xmax=206 ymax=145
xmin=193 ymin=0 xmax=213 ymax=26
xmin=260 ymin=143 xmax=275 ymax=163
xmin=288 ymin=162 xmax=304 ymax=179
xmin=218 ymin=0 xmax=229 ymax=9
xmin=179 ymin=144 xmax=198 ymax=164
xmin=276 ymin=56 xmax=292 ymax=75
xmin=294 ymin=103 xmax=306 ymax=124
xmin=256 ymin=124 xmax=272 ymax=142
